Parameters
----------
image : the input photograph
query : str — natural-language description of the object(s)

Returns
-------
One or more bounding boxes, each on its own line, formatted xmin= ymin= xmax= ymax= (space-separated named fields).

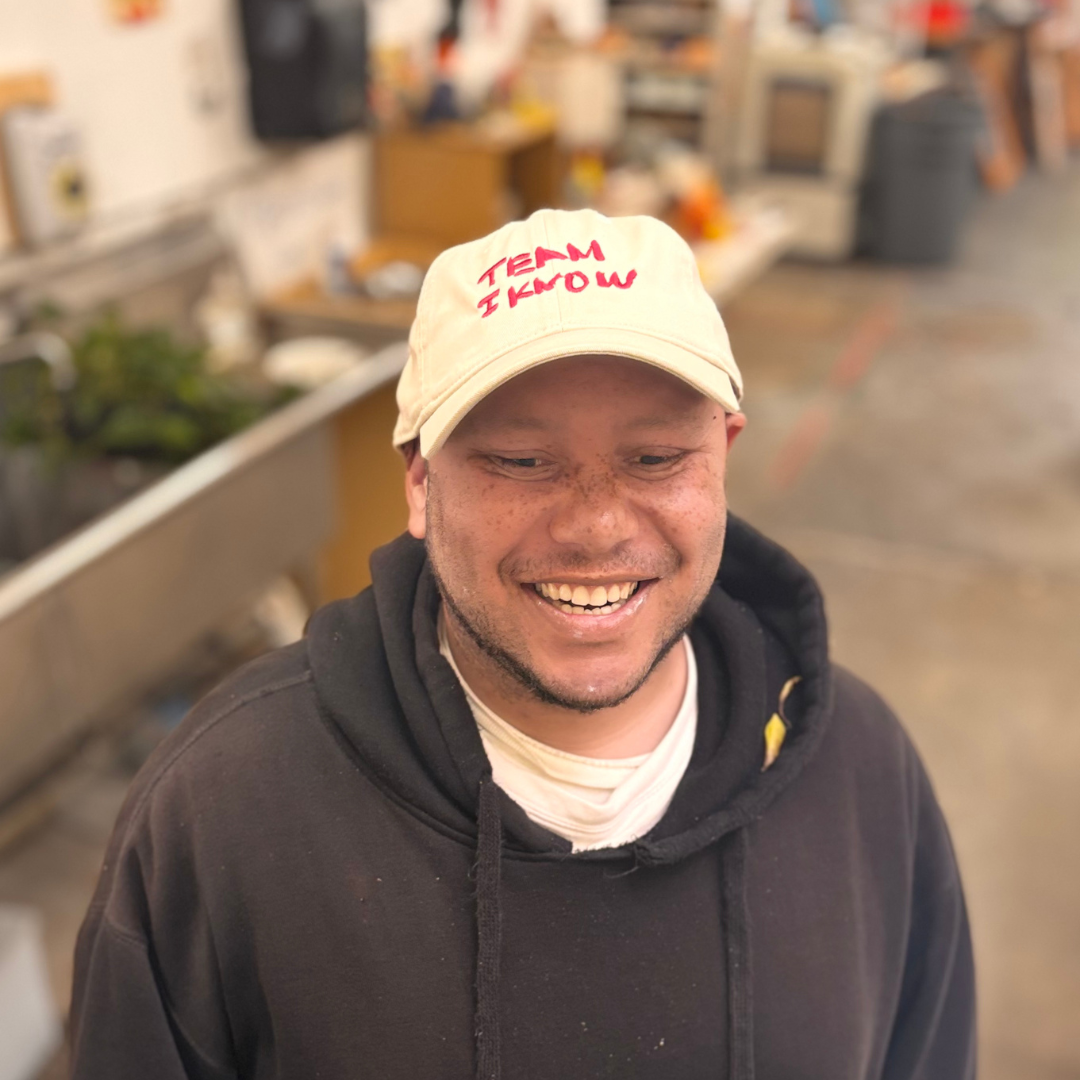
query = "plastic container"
xmin=0 ymin=905 xmax=61 ymax=1080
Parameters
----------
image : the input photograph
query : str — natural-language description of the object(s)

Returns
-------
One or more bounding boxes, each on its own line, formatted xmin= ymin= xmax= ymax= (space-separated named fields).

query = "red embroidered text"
xmin=597 ymin=270 xmax=637 ymax=289
xmin=567 ymin=240 xmax=605 ymax=263
xmin=473 ymin=240 xmax=637 ymax=318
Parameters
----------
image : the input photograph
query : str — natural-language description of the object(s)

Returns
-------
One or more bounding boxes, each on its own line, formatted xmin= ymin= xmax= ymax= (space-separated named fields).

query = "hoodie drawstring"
xmin=475 ymin=775 xmax=504 ymax=1080
xmin=722 ymin=828 xmax=755 ymax=1079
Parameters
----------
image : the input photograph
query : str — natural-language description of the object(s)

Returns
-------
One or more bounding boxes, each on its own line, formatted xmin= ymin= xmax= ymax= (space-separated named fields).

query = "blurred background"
xmin=0 ymin=1 xmax=1077 ymax=1077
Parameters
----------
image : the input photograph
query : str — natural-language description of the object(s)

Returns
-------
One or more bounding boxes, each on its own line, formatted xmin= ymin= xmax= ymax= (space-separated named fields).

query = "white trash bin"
xmin=0 ymin=906 xmax=61 ymax=1080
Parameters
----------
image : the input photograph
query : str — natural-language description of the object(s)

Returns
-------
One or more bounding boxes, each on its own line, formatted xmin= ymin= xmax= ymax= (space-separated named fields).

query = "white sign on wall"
xmin=216 ymin=134 xmax=371 ymax=301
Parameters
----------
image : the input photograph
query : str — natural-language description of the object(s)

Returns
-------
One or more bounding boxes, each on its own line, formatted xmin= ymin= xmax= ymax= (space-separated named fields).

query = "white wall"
xmin=0 ymin=0 xmax=265 ymax=222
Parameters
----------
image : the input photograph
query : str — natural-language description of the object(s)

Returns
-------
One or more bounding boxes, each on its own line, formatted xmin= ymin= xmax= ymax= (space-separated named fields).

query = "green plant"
xmin=0 ymin=312 xmax=296 ymax=466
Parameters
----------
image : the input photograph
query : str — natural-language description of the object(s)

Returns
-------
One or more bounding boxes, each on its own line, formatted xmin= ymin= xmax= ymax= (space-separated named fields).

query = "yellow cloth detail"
xmin=762 ymin=713 xmax=787 ymax=772
xmin=762 ymin=675 xmax=802 ymax=771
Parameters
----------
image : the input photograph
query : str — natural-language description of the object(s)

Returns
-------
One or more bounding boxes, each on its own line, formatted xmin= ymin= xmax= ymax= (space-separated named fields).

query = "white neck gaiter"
xmin=439 ymin=620 xmax=699 ymax=852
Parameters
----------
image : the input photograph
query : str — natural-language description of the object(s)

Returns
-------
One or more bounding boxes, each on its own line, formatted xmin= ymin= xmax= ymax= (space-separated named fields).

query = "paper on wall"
xmin=215 ymin=133 xmax=370 ymax=301
xmin=0 ymin=177 xmax=15 ymax=256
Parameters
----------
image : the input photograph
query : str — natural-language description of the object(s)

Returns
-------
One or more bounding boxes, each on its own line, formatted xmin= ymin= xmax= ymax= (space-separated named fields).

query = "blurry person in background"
xmin=69 ymin=211 xmax=975 ymax=1079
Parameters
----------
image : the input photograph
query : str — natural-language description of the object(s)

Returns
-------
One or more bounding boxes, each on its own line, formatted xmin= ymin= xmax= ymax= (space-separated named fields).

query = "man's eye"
xmin=496 ymin=456 xmax=542 ymax=469
xmin=636 ymin=454 xmax=680 ymax=467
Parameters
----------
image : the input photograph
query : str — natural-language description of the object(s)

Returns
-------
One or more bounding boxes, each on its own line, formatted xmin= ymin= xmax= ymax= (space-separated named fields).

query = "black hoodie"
xmin=70 ymin=517 xmax=975 ymax=1080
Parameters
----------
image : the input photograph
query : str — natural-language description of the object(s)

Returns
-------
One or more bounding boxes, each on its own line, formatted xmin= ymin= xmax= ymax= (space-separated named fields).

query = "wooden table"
xmin=694 ymin=197 xmax=794 ymax=307
xmin=262 ymin=199 xmax=793 ymax=339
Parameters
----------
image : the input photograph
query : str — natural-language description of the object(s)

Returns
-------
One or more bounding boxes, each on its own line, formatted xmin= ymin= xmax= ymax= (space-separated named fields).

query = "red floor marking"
xmin=828 ymin=299 xmax=899 ymax=391
xmin=769 ymin=402 xmax=835 ymax=490
xmin=767 ymin=295 xmax=902 ymax=491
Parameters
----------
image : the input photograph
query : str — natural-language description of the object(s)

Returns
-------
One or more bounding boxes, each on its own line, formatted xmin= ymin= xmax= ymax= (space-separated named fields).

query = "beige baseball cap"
xmin=393 ymin=207 xmax=743 ymax=457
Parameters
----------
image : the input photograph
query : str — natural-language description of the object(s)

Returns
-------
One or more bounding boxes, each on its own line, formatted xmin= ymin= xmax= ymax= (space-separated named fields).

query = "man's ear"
xmin=403 ymin=441 xmax=428 ymax=539
xmin=725 ymin=411 xmax=746 ymax=450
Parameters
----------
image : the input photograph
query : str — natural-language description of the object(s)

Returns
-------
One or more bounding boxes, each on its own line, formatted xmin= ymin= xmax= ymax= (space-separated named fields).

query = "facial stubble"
xmin=425 ymin=473 xmax=714 ymax=715
xmin=433 ymin=560 xmax=690 ymax=713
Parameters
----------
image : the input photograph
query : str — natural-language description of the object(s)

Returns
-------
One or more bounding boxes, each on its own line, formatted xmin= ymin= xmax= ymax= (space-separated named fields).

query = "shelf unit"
xmin=609 ymin=0 xmax=718 ymax=148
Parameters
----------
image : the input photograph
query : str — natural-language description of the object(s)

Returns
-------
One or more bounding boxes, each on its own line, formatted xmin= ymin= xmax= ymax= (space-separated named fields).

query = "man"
xmin=71 ymin=210 xmax=975 ymax=1079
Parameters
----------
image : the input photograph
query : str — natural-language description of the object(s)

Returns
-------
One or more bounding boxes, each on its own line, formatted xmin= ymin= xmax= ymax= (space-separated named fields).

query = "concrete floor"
xmin=3 ymin=169 xmax=1080 ymax=1079
xmin=724 ymin=171 xmax=1080 ymax=1079
xmin=0 ymin=748 xmax=131 ymax=1036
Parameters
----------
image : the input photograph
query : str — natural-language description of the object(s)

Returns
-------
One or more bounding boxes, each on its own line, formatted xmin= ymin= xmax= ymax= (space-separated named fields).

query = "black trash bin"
xmin=860 ymin=90 xmax=984 ymax=263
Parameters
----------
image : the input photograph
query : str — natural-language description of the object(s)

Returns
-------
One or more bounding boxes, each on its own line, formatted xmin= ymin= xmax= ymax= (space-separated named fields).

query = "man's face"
xmin=405 ymin=355 xmax=744 ymax=712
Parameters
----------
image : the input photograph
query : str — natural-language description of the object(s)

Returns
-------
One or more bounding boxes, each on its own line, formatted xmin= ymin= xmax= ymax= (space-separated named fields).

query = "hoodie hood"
xmin=306 ymin=513 xmax=833 ymax=864
xmin=307 ymin=515 xmax=836 ymax=1079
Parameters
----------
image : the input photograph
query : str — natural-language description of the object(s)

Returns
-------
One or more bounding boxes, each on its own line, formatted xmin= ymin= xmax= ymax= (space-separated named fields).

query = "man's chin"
xmin=472 ymin=628 xmax=665 ymax=714
xmin=501 ymin=633 xmax=688 ymax=713
xmin=523 ymin=672 xmax=652 ymax=714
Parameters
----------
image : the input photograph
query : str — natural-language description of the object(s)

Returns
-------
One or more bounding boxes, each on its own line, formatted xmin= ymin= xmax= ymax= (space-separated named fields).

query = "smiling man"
xmin=71 ymin=210 xmax=975 ymax=1080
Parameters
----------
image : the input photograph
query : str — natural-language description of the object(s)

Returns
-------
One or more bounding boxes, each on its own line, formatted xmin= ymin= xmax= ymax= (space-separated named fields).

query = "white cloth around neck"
xmin=438 ymin=620 xmax=699 ymax=852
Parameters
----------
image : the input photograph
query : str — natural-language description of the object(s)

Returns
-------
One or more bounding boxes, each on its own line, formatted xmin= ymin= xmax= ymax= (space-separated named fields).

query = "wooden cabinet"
xmin=374 ymin=122 xmax=560 ymax=248
xmin=319 ymin=380 xmax=408 ymax=601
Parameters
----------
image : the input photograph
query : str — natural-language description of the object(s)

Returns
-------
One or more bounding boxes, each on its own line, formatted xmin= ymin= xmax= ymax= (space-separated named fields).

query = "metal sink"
xmin=0 ymin=343 xmax=406 ymax=809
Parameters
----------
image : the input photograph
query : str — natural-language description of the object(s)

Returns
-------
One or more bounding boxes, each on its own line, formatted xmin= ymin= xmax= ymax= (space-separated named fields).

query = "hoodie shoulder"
xmin=192 ymin=638 xmax=313 ymax=718
xmin=828 ymin=663 xmax=963 ymax=860
xmin=829 ymin=664 xmax=924 ymax=766
xmin=815 ymin=663 xmax=936 ymax=837
xmin=830 ymin=665 xmax=912 ymax=754
xmin=140 ymin=641 xmax=312 ymax=779
xmin=103 ymin=643 xmax=319 ymax=854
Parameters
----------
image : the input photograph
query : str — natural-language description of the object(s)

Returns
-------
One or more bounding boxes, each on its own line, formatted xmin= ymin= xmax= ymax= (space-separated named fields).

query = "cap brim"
xmin=414 ymin=327 xmax=742 ymax=458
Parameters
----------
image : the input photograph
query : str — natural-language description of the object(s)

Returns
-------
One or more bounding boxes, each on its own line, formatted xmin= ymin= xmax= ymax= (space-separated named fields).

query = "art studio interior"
xmin=1 ymin=0 xmax=1078 ymax=1077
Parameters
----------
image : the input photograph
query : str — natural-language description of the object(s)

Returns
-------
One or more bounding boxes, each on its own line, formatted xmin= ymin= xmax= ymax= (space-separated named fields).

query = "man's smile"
xmin=528 ymin=579 xmax=643 ymax=615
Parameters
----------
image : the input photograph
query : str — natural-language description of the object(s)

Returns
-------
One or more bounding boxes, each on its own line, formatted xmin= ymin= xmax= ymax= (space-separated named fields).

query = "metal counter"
xmin=0 ymin=343 xmax=407 ymax=808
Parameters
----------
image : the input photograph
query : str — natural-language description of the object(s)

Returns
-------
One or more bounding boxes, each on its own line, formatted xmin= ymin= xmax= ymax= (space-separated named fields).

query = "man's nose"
xmin=547 ymin=471 xmax=639 ymax=553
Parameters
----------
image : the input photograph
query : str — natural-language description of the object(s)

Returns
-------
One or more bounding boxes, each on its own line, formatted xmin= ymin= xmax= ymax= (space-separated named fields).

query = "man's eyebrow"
xmin=621 ymin=412 xmax=707 ymax=430
xmin=479 ymin=412 xmax=705 ymax=433
xmin=473 ymin=416 xmax=556 ymax=433
xmin=467 ymin=410 xmax=712 ymax=442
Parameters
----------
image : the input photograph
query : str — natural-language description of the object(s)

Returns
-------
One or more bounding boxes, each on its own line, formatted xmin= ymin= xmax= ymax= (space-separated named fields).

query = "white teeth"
xmin=534 ymin=581 xmax=639 ymax=613
xmin=553 ymin=598 xmax=626 ymax=615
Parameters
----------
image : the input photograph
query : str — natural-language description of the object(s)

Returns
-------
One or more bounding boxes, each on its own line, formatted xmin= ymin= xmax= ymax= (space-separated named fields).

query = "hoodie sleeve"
xmin=69 ymin=778 xmax=239 ymax=1080
xmin=70 ymin=911 xmax=235 ymax=1080
xmin=881 ymin=753 xmax=977 ymax=1080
